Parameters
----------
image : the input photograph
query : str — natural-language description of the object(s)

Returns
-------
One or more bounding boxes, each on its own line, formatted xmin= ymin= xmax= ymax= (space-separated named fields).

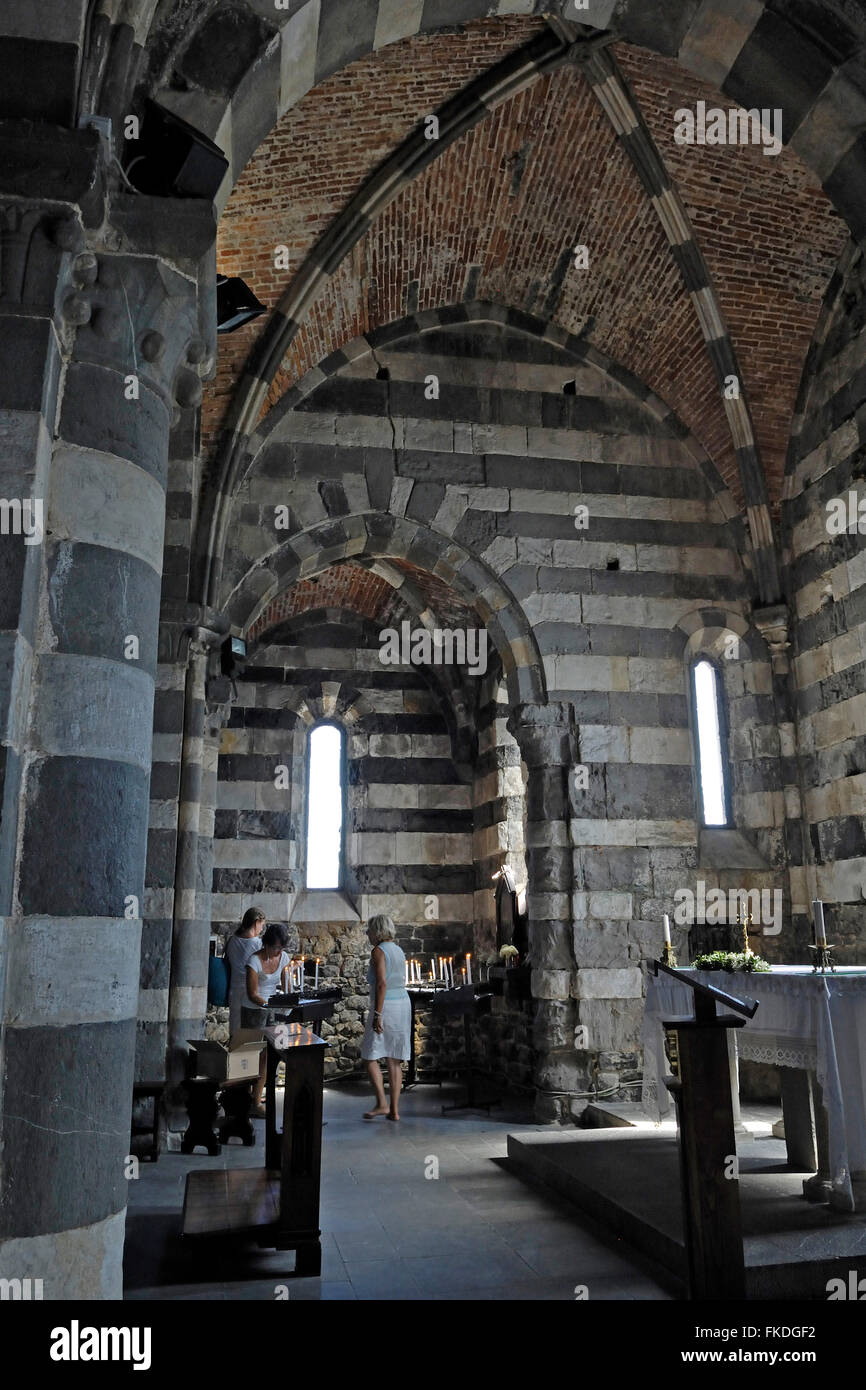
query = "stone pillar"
xmin=753 ymin=602 xmax=811 ymax=955
xmin=0 ymin=158 xmax=214 ymax=1298
xmin=507 ymin=701 xmax=579 ymax=1122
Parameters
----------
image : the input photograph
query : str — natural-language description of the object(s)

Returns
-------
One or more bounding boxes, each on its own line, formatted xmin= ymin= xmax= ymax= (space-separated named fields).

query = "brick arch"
xmin=223 ymin=511 xmax=547 ymax=709
xmin=131 ymin=0 xmax=866 ymax=248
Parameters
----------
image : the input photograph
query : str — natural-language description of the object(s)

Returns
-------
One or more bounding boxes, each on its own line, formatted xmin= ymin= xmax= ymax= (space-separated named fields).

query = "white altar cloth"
xmin=642 ymin=966 xmax=866 ymax=1209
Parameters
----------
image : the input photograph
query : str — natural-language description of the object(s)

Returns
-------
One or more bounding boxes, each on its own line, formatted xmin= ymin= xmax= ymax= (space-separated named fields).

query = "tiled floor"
xmin=123 ymin=1080 xmax=674 ymax=1301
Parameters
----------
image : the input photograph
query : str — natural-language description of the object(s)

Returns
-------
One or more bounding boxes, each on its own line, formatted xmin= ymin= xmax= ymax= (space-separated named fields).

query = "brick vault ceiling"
xmin=204 ymin=17 xmax=846 ymax=512
xmin=247 ymin=560 xmax=476 ymax=644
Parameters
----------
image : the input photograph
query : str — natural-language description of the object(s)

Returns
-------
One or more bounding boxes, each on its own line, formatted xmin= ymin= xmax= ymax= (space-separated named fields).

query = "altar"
xmin=643 ymin=966 xmax=866 ymax=1212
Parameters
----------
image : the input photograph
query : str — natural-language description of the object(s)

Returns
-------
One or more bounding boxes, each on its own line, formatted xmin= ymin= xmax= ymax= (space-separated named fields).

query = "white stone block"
xmin=574 ymin=967 xmax=642 ymax=1000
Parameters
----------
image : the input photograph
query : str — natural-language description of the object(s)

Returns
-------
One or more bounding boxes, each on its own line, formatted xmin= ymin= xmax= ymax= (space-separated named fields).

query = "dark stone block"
xmin=19 ymin=758 xmax=149 ymax=916
xmin=316 ymin=0 xmax=380 ymax=79
xmin=453 ymin=508 xmax=498 ymax=553
xmin=236 ymin=810 xmax=294 ymax=839
xmin=724 ymin=9 xmax=835 ymax=139
xmin=46 ymin=540 xmax=160 ymax=676
xmin=0 ymin=39 xmax=78 ymax=124
xmin=0 ymin=316 xmax=58 ymax=413
xmin=535 ymin=623 xmax=590 ymax=656
xmin=1 ymin=1017 xmax=135 ymax=1236
xmin=356 ymin=864 xmax=474 ymax=893
xmin=0 ymin=532 xmax=27 ymax=630
xmin=145 ymin=827 xmax=177 ymax=890
xmin=230 ymin=36 xmax=280 ymax=170
xmin=219 ymin=753 xmax=283 ymax=782
xmin=817 ymin=814 xmax=866 ymax=862
xmin=658 ymin=694 xmax=689 ymax=727
xmin=153 ymin=687 xmax=185 ymax=736
xmin=351 ymin=757 xmax=458 ymax=785
xmin=606 ymin=763 xmax=693 ymax=819
xmin=405 ymin=480 xmax=445 ymax=524
xmin=580 ymin=461 xmax=622 ymax=494
xmin=139 ymin=918 xmax=172 ymax=991
xmin=148 ymin=760 xmax=181 ymax=801
xmin=318 ymin=479 xmax=350 ymax=517
xmin=303 ymin=376 xmax=387 ymax=414
xmin=486 ymin=454 xmax=579 ymax=490
xmin=398 ymin=450 xmax=485 ymax=485
xmin=359 ymin=809 xmax=472 ymax=833
xmin=179 ymin=6 xmax=276 ymax=97
xmin=365 ymin=449 xmax=395 ymax=511
xmin=61 ymin=362 xmax=169 ymax=485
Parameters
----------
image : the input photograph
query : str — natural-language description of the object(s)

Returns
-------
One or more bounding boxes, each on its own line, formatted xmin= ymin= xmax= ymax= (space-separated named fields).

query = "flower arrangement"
xmin=691 ymin=950 xmax=771 ymax=973
xmin=500 ymin=944 xmax=519 ymax=968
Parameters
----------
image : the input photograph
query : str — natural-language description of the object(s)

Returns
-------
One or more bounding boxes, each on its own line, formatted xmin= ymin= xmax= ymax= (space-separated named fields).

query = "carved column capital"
xmin=506 ymin=700 xmax=579 ymax=768
xmin=752 ymin=602 xmax=791 ymax=674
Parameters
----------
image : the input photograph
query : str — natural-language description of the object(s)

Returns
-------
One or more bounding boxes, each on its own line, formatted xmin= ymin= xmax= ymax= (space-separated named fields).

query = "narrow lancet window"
xmin=306 ymin=724 xmax=343 ymax=887
xmin=691 ymin=659 xmax=729 ymax=827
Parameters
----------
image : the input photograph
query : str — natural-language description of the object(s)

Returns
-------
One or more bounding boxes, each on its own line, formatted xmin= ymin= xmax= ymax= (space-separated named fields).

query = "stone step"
xmin=506 ymin=1125 xmax=866 ymax=1299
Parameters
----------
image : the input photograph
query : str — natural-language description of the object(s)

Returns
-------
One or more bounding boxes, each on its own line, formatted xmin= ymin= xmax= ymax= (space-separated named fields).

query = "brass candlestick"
xmin=659 ymin=940 xmax=677 ymax=968
xmin=809 ymin=941 xmax=835 ymax=973
xmin=736 ymin=907 xmax=758 ymax=957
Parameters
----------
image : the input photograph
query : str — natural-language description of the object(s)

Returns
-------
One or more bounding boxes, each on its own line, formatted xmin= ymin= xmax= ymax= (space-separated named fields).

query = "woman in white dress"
xmin=360 ymin=914 xmax=411 ymax=1121
xmin=243 ymin=922 xmax=291 ymax=1116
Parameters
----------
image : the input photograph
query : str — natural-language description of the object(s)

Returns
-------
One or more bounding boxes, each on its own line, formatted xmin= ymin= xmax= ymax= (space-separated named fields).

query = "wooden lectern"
xmin=654 ymin=961 xmax=759 ymax=1301
xmin=182 ymin=1024 xmax=328 ymax=1277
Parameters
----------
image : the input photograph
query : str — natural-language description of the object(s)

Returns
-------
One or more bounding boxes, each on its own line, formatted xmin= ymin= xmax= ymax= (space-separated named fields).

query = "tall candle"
xmin=812 ymin=899 xmax=826 ymax=946
xmin=466 ymin=953 xmax=472 ymax=985
xmin=663 ymin=914 xmax=671 ymax=945
xmin=314 ymin=958 xmax=320 ymax=990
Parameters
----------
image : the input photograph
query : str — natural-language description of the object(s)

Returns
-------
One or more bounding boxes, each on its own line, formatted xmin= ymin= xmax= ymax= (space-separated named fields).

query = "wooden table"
xmin=644 ymin=965 xmax=866 ymax=1212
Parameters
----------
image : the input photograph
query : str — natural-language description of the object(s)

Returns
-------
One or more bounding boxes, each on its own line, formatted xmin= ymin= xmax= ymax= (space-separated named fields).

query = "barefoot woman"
xmin=360 ymin=915 xmax=410 ymax=1120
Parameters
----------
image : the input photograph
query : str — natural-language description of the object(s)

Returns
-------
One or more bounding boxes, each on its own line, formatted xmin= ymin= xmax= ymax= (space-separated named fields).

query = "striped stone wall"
xmin=784 ymin=242 xmax=866 ymax=960
xmin=213 ymin=607 xmax=476 ymax=1070
xmin=216 ymin=317 xmax=789 ymax=1108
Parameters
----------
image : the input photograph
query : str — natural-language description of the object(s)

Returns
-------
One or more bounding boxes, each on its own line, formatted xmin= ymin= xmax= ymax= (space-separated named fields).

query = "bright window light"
xmin=306 ymin=725 xmax=343 ymax=888
xmin=692 ymin=660 xmax=728 ymax=826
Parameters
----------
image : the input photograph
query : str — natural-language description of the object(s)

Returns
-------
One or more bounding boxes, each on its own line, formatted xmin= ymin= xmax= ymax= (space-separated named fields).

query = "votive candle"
xmin=812 ymin=899 xmax=826 ymax=947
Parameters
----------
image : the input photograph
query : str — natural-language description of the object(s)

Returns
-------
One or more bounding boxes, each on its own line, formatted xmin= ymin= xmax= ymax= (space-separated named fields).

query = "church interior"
xmin=3 ymin=0 xmax=866 ymax=1317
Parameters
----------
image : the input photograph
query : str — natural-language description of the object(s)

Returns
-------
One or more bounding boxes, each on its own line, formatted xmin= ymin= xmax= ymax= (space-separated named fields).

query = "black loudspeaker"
xmin=216 ymin=275 xmax=267 ymax=333
xmin=124 ymin=100 xmax=229 ymax=199
xmin=221 ymin=635 xmax=247 ymax=677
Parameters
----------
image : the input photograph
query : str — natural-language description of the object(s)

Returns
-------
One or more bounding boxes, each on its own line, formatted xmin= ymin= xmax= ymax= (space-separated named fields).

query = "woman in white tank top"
xmin=360 ymin=914 xmax=411 ymax=1121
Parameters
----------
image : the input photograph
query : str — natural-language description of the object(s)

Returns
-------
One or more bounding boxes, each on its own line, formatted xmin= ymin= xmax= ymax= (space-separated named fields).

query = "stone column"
xmin=170 ymin=652 xmax=231 ymax=1066
xmin=0 ymin=159 xmax=214 ymax=1298
xmin=753 ymin=602 xmax=811 ymax=955
xmin=507 ymin=701 xmax=579 ymax=1122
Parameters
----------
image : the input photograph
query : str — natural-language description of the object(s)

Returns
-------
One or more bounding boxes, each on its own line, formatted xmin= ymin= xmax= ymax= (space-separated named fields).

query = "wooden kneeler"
xmin=182 ymin=1026 xmax=328 ymax=1276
